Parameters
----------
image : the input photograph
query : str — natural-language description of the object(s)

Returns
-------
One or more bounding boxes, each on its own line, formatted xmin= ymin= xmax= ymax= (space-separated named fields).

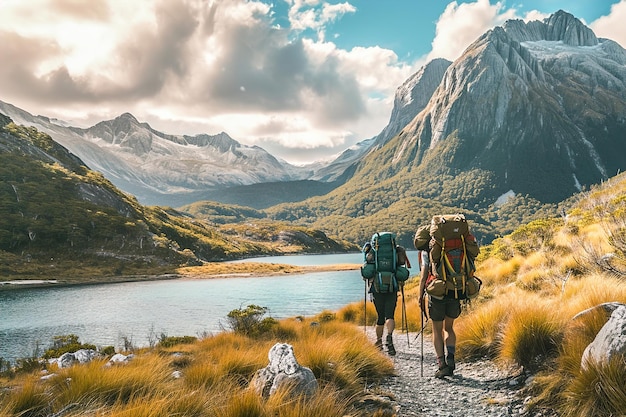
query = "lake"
xmin=0 ymin=251 xmax=419 ymax=362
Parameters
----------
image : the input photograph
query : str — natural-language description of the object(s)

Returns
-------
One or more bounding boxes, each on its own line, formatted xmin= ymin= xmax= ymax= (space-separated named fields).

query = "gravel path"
xmin=363 ymin=328 xmax=556 ymax=417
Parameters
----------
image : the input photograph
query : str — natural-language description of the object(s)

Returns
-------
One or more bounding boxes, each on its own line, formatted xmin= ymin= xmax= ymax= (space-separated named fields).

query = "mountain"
xmin=265 ymin=10 xmax=626 ymax=246
xmin=401 ymin=10 xmax=626 ymax=203
xmin=0 ymin=102 xmax=351 ymax=207
xmin=307 ymin=58 xmax=451 ymax=183
xmin=0 ymin=115 xmax=356 ymax=279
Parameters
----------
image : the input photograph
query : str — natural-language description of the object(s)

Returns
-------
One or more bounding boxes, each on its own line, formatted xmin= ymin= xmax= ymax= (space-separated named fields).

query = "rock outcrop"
xmin=580 ymin=303 xmax=626 ymax=369
xmin=55 ymin=349 xmax=100 ymax=369
xmin=250 ymin=342 xmax=318 ymax=399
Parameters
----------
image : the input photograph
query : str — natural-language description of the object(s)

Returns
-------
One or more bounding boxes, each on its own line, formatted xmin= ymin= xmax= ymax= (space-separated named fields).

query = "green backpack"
xmin=360 ymin=232 xmax=410 ymax=293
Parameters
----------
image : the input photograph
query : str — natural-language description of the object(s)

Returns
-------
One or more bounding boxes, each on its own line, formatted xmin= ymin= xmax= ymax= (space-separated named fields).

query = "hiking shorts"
xmin=429 ymin=296 xmax=461 ymax=321
xmin=372 ymin=292 xmax=397 ymax=325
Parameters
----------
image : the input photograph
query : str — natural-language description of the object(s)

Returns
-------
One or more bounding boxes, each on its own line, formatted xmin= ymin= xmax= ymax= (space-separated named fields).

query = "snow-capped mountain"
xmin=265 ymin=10 xmax=626 ymax=245
xmin=393 ymin=10 xmax=626 ymax=203
xmin=0 ymin=101 xmax=319 ymax=205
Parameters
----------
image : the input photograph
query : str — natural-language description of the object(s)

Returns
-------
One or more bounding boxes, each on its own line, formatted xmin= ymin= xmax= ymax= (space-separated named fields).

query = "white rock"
xmin=250 ymin=342 xmax=318 ymax=399
xmin=581 ymin=304 xmax=626 ymax=369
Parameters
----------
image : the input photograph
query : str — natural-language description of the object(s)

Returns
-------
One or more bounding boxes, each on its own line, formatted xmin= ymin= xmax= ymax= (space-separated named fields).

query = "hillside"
xmin=0 ymin=101 xmax=349 ymax=208
xmin=0 ymin=116 xmax=357 ymax=281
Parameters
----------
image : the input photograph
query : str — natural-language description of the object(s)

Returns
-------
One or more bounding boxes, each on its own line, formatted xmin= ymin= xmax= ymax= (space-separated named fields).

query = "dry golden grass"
xmin=455 ymin=295 xmax=514 ymax=359
xmin=561 ymin=356 xmax=626 ymax=417
xmin=475 ymin=255 xmax=523 ymax=287
xmin=0 ymin=316 xmax=394 ymax=417
xmin=458 ymin=173 xmax=626 ymax=416
xmin=498 ymin=300 xmax=564 ymax=372
xmin=177 ymin=262 xmax=360 ymax=278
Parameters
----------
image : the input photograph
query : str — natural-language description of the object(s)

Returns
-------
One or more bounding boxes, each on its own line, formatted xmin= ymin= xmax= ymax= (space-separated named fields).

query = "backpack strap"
xmin=441 ymin=235 xmax=469 ymax=298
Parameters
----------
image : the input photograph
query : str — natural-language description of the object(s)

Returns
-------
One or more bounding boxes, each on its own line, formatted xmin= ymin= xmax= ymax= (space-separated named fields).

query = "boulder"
xmin=56 ymin=349 xmax=99 ymax=368
xmin=250 ymin=343 xmax=318 ymax=399
xmin=106 ymin=353 xmax=133 ymax=366
xmin=581 ymin=303 xmax=626 ymax=369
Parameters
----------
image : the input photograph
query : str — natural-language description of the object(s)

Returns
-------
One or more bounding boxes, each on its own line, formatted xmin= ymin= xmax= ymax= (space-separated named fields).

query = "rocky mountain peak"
xmin=379 ymin=9 xmax=626 ymax=206
xmin=373 ymin=57 xmax=451 ymax=150
xmin=500 ymin=10 xmax=598 ymax=46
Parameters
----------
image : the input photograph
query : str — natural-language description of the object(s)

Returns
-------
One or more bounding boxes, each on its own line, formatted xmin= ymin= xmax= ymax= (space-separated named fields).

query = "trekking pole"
xmin=401 ymin=285 xmax=409 ymax=348
xmin=420 ymin=309 xmax=424 ymax=377
xmin=363 ymin=279 xmax=367 ymax=334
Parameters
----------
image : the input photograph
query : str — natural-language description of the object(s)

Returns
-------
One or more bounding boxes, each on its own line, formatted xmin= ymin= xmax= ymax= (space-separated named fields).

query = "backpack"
xmin=360 ymin=232 xmax=410 ymax=293
xmin=413 ymin=224 xmax=431 ymax=251
xmin=425 ymin=214 xmax=481 ymax=299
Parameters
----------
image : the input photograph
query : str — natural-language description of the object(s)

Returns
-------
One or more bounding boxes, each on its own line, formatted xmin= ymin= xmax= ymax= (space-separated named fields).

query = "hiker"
xmin=361 ymin=232 xmax=410 ymax=356
xmin=418 ymin=247 xmax=459 ymax=377
xmin=414 ymin=215 xmax=480 ymax=378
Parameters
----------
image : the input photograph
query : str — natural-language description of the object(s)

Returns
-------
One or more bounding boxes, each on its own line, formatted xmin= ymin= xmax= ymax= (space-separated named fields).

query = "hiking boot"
xmin=434 ymin=364 xmax=453 ymax=379
xmin=386 ymin=335 xmax=396 ymax=356
xmin=446 ymin=354 xmax=456 ymax=371
xmin=374 ymin=339 xmax=383 ymax=350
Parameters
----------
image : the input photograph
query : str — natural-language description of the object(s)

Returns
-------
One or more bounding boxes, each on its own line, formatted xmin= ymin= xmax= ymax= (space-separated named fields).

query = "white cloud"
xmin=428 ymin=0 xmax=516 ymax=62
xmin=0 ymin=0 xmax=399 ymax=163
xmin=1 ymin=0 xmax=624 ymax=165
xmin=590 ymin=0 xmax=626 ymax=46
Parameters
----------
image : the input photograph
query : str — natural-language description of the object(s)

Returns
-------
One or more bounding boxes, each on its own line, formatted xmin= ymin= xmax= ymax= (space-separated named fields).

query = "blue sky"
xmin=0 ymin=0 xmax=624 ymax=164
xmin=325 ymin=1 xmax=617 ymax=58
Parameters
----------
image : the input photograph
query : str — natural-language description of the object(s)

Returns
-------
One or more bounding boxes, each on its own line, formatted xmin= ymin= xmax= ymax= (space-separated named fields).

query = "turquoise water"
xmin=0 ymin=251 xmax=420 ymax=362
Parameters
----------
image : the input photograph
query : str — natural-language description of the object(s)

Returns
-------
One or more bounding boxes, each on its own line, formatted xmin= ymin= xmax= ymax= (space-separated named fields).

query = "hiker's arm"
xmin=418 ymin=251 xmax=428 ymax=310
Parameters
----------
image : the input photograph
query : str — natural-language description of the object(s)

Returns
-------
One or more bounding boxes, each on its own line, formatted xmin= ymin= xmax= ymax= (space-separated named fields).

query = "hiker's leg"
xmin=385 ymin=318 xmax=395 ymax=335
xmin=443 ymin=316 xmax=456 ymax=347
xmin=376 ymin=324 xmax=384 ymax=340
xmin=443 ymin=300 xmax=460 ymax=371
xmin=431 ymin=320 xmax=445 ymax=363
xmin=373 ymin=294 xmax=385 ymax=347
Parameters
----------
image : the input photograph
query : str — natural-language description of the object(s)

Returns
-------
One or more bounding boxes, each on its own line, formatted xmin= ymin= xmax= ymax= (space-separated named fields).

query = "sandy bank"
xmin=0 ymin=262 xmax=362 ymax=290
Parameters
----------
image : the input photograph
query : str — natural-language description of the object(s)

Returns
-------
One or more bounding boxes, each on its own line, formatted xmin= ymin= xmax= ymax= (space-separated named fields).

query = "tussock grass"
xmin=475 ymin=255 xmax=523 ymax=287
xmin=455 ymin=296 xmax=513 ymax=360
xmin=498 ymin=300 xmax=564 ymax=372
xmin=49 ymin=356 xmax=171 ymax=407
xmin=0 ymin=316 xmax=394 ymax=417
xmin=0 ymin=380 xmax=49 ymax=417
xmin=562 ymin=356 xmax=626 ymax=417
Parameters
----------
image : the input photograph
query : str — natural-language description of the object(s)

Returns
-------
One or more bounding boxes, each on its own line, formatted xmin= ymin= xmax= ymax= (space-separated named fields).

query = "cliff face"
xmin=392 ymin=10 xmax=626 ymax=203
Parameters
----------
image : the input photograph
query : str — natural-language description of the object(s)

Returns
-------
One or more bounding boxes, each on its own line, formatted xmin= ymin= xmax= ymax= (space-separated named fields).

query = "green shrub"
xmin=42 ymin=334 xmax=96 ymax=359
xmin=100 ymin=346 xmax=116 ymax=356
xmin=225 ymin=305 xmax=277 ymax=337
xmin=158 ymin=335 xmax=197 ymax=348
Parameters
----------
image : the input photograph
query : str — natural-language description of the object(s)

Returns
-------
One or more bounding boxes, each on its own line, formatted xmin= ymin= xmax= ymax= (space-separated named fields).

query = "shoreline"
xmin=0 ymin=262 xmax=362 ymax=290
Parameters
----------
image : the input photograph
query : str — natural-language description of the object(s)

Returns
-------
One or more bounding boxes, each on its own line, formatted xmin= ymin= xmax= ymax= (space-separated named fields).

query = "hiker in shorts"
xmin=418 ymin=249 xmax=459 ymax=378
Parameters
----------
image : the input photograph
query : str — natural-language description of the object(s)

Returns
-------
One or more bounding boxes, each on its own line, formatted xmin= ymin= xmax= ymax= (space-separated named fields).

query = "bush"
xmin=100 ymin=346 xmax=116 ymax=356
xmin=158 ymin=335 xmax=197 ymax=348
xmin=42 ymin=334 xmax=96 ymax=359
xmin=225 ymin=305 xmax=277 ymax=337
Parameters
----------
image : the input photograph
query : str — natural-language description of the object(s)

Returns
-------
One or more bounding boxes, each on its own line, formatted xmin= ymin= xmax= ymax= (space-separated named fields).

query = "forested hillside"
xmin=264 ymin=131 xmax=568 ymax=247
xmin=0 ymin=117 xmax=357 ymax=281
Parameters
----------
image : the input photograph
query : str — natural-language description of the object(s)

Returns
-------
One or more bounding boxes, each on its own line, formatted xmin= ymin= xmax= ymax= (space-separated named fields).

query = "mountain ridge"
xmin=1 ymin=10 xmax=624 ymax=247
xmin=265 ymin=10 xmax=626 ymax=245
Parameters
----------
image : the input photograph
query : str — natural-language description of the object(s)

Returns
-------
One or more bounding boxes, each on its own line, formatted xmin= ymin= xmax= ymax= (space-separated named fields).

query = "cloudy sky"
xmin=1 ymin=0 xmax=625 ymax=164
